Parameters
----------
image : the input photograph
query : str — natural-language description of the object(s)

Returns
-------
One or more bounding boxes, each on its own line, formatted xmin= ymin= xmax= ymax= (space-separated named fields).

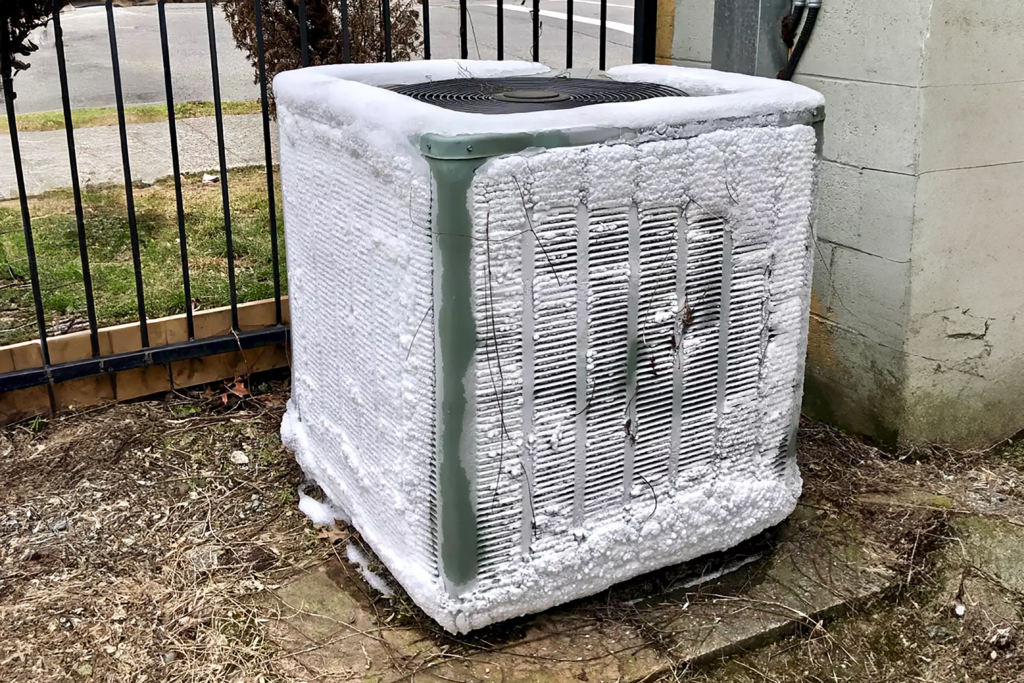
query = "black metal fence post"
xmin=298 ymin=0 xmax=310 ymax=66
xmin=458 ymin=0 xmax=468 ymax=59
xmin=158 ymin=0 xmax=196 ymax=340
xmin=205 ymin=0 xmax=239 ymax=332
xmin=105 ymin=0 xmax=150 ymax=348
xmin=565 ymin=0 xmax=573 ymax=67
xmin=253 ymin=0 xmax=284 ymax=326
xmin=531 ymin=0 xmax=540 ymax=62
xmin=382 ymin=0 xmax=393 ymax=61
xmin=421 ymin=0 xmax=431 ymax=59
xmin=1 ymin=17 xmax=52 ymax=371
xmin=52 ymin=0 xmax=100 ymax=357
xmin=340 ymin=0 xmax=352 ymax=62
xmin=632 ymin=0 xmax=659 ymax=64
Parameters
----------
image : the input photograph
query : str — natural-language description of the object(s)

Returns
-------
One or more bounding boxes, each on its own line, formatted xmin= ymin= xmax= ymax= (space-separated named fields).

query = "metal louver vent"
xmin=471 ymin=199 xmax=772 ymax=580
xmin=387 ymin=77 xmax=688 ymax=114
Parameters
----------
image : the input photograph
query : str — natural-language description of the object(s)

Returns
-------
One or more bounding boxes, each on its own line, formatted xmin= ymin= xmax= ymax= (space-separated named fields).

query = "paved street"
xmin=10 ymin=1 xmax=635 ymax=115
xmin=10 ymin=4 xmax=258 ymax=114
xmin=0 ymin=2 xmax=633 ymax=199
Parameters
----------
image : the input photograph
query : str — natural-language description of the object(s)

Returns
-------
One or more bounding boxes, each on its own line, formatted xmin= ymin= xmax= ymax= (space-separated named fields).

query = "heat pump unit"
xmin=276 ymin=60 xmax=824 ymax=633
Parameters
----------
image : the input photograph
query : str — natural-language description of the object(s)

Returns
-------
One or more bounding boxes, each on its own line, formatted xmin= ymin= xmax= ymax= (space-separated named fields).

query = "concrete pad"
xmin=937 ymin=516 xmax=1024 ymax=626
xmin=262 ymin=507 xmax=896 ymax=681
xmin=652 ymin=506 xmax=896 ymax=665
xmin=265 ymin=561 xmax=672 ymax=683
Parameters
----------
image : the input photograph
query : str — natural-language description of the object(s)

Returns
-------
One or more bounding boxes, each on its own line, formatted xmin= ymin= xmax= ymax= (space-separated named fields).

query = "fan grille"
xmin=387 ymin=77 xmax=688 ymax=114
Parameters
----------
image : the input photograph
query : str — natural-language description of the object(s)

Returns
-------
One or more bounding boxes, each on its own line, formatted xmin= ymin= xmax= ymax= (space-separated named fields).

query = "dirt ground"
xmin=680 ymin=422 xmax=1024 ymax=683
xmin=0 ymin=378 xmax=1022 ymax=682
xmin=0 ymin=377 xmax=316 ymax=681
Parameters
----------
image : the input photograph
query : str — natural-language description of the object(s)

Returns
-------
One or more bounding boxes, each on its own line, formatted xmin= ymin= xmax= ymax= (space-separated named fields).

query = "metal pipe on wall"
xmin=711 ymin=0 xmax=791 ymax=78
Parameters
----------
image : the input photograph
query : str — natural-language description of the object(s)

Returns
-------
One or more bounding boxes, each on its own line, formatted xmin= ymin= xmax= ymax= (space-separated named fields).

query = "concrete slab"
xmin=0 ymin=114 xmax=277 ymax=200
xmin=936 ymin=516 xmax=1024 ymax=626
xmin=651 ymin=505 xmax=896 ymax=665
xmin=262 ymin=506 xmax=896 ymax=681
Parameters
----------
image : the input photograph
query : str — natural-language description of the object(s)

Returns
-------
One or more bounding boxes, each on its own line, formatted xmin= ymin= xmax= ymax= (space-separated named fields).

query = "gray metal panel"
xmin=711 ymin=0 xmax=790 ymax=78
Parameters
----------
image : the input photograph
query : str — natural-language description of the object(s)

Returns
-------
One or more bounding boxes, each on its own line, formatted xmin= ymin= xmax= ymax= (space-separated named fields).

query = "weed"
xmin=170 ymin=403 xmax=203 ymax=418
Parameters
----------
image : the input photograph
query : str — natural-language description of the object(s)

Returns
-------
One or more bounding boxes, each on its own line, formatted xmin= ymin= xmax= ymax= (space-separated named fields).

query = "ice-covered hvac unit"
xmin=276 ymin=61 xmax=824 ymax=633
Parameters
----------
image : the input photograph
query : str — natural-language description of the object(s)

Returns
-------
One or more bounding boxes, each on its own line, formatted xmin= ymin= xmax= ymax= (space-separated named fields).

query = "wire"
xmin=778 ymin=1 xmax=820 ymax=81
xmin=781 ymin=0 xmax=806 ymax=50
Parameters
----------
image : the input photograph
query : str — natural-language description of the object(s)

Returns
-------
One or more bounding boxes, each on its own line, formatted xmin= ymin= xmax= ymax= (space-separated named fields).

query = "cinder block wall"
xmin=792 ymin=0 xmax=926 ymax=445
xmin=665 ymin=0 xmax=1024 ymax=447
xmin=902 ymin=2 xmax=1024 ymax=445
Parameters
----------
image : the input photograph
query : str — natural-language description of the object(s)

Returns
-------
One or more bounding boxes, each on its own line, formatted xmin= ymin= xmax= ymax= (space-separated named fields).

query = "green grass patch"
xmin=0 ymin=166 xmax=285 ymax=345
xmin=1 ymin=100 xmax=264 ymax=135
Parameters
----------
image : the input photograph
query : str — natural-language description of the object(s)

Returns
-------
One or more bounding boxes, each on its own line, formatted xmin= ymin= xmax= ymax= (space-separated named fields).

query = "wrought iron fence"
xmin=0 ymin=0 xmax=657 ymax=397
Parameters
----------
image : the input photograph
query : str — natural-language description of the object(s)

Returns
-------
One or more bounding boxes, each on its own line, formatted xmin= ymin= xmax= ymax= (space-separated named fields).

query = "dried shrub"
xmin=222 ymin=0 xmax=422 ymax=111
xmin=1 ymin=0 xmax=69 ymax=76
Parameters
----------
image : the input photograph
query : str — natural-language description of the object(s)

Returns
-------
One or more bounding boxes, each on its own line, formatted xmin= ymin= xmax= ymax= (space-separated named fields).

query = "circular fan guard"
xmin=387 ymin=77 xmax=688 ymax=114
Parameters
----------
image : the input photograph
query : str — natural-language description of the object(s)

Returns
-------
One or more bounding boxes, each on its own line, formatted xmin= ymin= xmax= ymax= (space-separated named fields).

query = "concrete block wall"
xmin=665 ymin=0 xmax=1024 ymax=446
xmin=901 ymin=2 xmax=1024 ymax=445
xmin=793 ymin=0 xmax=925 ymax=444
xmin=665 ymin=0 xmax=714 ymax=67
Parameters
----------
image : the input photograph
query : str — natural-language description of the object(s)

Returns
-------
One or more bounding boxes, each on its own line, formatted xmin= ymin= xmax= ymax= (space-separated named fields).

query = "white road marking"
xmin=534 ymin=0 xmax=634 ymax=9
xmin=482 ymin=4 xmax=634 ymax=34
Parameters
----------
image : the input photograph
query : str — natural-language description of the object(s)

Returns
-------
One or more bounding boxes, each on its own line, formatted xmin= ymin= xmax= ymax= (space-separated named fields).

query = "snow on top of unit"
xmin=272 ymin=60 xmax=824 ymax=140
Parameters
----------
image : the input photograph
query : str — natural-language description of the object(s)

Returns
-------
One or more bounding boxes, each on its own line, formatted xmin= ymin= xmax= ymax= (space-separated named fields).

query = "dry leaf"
xmin=220 ymin=377 xmax=251 ymax=404
xmin=316 ymin=525 xmax=348 ymax=543
xmin=230 ymin=378 xmax=251 ymax=396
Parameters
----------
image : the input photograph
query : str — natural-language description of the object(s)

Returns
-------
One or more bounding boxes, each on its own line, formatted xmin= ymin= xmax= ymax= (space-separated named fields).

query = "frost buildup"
xmin=275 ymin=60 xmax=823 ymax=633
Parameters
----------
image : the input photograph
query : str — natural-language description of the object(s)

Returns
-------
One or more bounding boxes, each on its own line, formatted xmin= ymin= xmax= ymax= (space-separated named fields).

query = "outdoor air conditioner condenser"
xmin=275 ymin=61 xmax=824 ymax=634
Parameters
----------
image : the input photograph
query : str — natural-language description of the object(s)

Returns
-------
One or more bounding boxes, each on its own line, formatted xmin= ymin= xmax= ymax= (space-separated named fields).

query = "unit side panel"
xmin=458 ymin=124 xmax=817 ymax=630
xmin=277 ymin=107 xmax=438 ymax=584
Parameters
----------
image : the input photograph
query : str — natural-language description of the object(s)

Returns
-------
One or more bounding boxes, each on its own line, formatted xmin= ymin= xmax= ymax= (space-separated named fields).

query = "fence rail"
xmin=0 ymin=0 xmax=657 ymax=401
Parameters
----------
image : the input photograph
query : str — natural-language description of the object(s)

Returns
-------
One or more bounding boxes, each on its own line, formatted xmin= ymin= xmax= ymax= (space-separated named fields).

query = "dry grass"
xmin=1 ymin=391 xmax=1022 ymax=682
xmin=0 ymin=101 xmax=263 ymax=135
xmin=0 ymin=378 xmax=331 ymax=682
xmin=663 ymin=421 xmax=1024 ymax=683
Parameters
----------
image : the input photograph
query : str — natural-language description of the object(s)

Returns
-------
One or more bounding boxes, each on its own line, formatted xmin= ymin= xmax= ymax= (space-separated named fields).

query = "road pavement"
xmin=9 ymin=4 xmax=259 ymax=115
xmin=423 ymin=0 xmax=634 ymax=67
xmin=0 ymin=2 xmax=634 ymax=199
xmin=7 ymin=1 xmax=634 ymax=115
